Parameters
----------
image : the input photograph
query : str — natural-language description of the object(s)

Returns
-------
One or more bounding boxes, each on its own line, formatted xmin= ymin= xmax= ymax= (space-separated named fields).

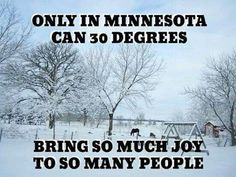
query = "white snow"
xmin=0 ymin=123 xmax=235 ymax=177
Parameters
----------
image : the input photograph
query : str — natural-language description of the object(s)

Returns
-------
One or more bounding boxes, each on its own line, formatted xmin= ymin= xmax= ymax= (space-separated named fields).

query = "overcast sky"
xmin=11 ymin=0 xmax=236 ymax=120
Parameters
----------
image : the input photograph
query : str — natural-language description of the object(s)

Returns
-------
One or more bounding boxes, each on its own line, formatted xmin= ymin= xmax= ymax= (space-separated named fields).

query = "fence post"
xmin=63 ymin=130 xmax=67 ymax=139
xmin=35 ymin=128 xmax=38 ymax=139
xmin=71 ymin=131 xmax=74 ymax=140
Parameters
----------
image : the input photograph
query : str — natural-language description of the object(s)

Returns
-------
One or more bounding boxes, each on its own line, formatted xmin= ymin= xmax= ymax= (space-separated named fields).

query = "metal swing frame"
xmin=161 ymin=122 xmax=209 ymax=155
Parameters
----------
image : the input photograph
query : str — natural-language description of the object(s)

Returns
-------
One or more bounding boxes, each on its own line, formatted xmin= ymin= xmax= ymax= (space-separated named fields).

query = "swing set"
xmin=161 ymin=122 xmax=209 ymax=155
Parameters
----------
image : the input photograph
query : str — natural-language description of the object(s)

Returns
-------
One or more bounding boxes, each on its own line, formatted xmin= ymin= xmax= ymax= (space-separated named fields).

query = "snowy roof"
xmin=205 ymin=120 xmax=223 ymax=126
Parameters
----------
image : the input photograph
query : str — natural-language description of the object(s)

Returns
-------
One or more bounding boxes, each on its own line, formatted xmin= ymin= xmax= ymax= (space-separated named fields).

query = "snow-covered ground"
xmin=0 ymin=122 xmax=235 ymax=177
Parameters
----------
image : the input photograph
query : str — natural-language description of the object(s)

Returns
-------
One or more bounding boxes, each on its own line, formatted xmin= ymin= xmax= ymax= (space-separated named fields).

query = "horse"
xmin=130 ymin=128 xmax=140 ymax=136
xmin=150 ymin=132 xmax=156 ymax=138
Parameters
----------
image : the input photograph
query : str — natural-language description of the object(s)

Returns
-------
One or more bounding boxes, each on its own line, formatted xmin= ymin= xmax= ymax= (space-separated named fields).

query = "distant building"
xmin=204 ymin=121 xmax=224 ymax=138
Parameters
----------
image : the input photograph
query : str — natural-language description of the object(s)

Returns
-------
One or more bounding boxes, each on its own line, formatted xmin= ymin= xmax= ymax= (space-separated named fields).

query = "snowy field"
xmin=0 ymin=122 xmax=235 ymax=177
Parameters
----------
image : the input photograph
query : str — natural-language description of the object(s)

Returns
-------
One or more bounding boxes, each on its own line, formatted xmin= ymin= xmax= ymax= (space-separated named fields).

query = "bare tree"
xmin=89 ymin=103 xmax=107 ymax=128
xmin=136 ymin=112 xmax=145 ymax=125
xmin=171 ymin=110 xmax=185 ymax=122
xmin=0 ymin=1 xmax=30 ymax=64
xmin=186 ymin=51 xmax=236 ymax=146
xmin=1 ymin=42 xmax=84 ymax=138
xmin=186 ymin=100 xmax=213 ymax=128
xmin=85 ymin=45 xmax=163 ymax=136
xmin=82 ymin=108 xmax=88 ymax=126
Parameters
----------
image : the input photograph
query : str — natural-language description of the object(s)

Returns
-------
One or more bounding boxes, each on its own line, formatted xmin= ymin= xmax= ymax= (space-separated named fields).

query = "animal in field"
xmin=130 ymin=128 xmax=140 ymax=136
xmin=150 ymin=132 xmax=156 ymax=138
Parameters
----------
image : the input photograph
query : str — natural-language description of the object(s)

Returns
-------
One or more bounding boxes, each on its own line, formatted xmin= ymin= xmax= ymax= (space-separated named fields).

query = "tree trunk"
xmin=0 ymin=128 xmax=3 ymax=142
xmin=53 ymin=120 xmax=56 ymax=139
xmin=229 ymin=116 xmax=236 ymax=146
xmin=48 ymin=113 xmax=54 ymax=129
xmin=96 ymin=119 xmax=101 ymax=128
xmin=229 ymin=104 xmax=236 ymax=146
xmin=83 ymin=108 xmax=88 ymax=126
xmin=230 ymin=131 xmax=236 ymax=146
xmin=48 ymin=113 xmax=56 ymax=139
xmin=83 ymin=116 xmax=87 ymax=126
xmin=108 ymin=113 xmax=113 ymax=136
xmin=8 ymin=113 xmax=12 ymax=124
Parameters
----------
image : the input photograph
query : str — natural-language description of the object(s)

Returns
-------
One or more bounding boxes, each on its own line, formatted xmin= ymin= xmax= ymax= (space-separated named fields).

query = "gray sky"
xmin=11 ymin=0 xmax=236 ymax=120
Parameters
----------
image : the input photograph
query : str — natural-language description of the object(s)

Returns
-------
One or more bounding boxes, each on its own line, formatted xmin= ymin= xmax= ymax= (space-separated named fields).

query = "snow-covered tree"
xmin=0 ymin=1 xmax=30 ymax=122
xmin=135 ymin=112 xmax=145 ymax=125
xmin=186 ymin=100 xmax=213 ymax=128
xmin=88 ymin=103 xmax=107 ymax=128
xmin=186 ymin=51 xmax=236 ymax=146
xmin=0 ymin=0 xmax=30 ymax=64
xmin=84 ymin=45 xmax=163 ymax=136
xmin=1 ymin=42 xmax=85 ymax=138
